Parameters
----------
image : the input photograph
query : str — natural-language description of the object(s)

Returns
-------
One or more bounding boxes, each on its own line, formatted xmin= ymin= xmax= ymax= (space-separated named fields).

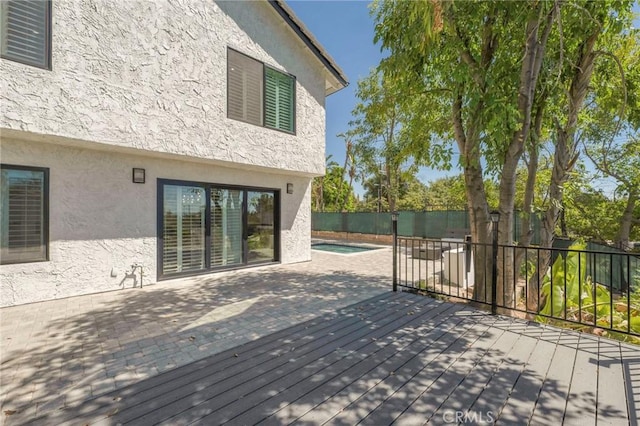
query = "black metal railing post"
xmin=490 ymin=211 xmax=501 ymax=315
xmin=392 ymin=211 xmax=398 ymax=292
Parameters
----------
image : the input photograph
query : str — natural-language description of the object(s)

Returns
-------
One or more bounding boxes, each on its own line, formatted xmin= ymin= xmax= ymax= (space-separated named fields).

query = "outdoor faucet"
xmin=131 ymin=263 xmax=144 ymax=288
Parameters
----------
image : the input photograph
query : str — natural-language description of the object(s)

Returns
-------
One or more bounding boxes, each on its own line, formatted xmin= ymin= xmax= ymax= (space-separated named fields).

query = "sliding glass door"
xmin=162 ymin=185 xmax=206 ymax=274
xmin=247 ymin=191 xmax=275 ymax=264
xmin=159 ymin=180 xmax=279 ymax=278
xmin=211 ymin=188 xmax=243 ymax=267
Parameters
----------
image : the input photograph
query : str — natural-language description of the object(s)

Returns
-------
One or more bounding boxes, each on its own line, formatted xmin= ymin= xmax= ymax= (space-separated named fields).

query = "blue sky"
xmin=287 ymin=1 xmax=640 ymax=196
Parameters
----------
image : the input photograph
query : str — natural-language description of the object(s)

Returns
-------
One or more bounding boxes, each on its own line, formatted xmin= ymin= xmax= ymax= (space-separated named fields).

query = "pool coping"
xmin=310 ymin=239 xmax=391 ymax=256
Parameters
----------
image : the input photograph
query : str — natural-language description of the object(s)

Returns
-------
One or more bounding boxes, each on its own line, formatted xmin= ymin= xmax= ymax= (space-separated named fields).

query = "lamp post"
xmin=392 ymin=211 xmax=399 ymax=292
xmin=490 ymin=210 xmax=500 ymax=315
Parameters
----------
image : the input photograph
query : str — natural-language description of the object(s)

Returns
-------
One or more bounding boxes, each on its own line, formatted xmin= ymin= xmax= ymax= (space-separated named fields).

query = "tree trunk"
xmin=520 ymin=142 xmax=540 ymax=311
xmin=497 ymin=3 xmax=557 ymax=310
xmin=465 ymin=164 xmax=492 ymax=303
xmin=617 ymin=189 xmax=638 ymax=251
xmin=337 ymin=140 xmax=352 ymax=212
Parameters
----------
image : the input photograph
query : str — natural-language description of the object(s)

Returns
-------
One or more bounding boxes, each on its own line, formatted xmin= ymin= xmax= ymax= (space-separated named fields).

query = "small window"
xmin=227 ymin=49 xmax=264 ymax=126
xmin=0 ymin=165 xmax=49 ymax=264
xmin=227 ymin=48 xmax=296 ymax=134
xmin=0 ymin=0 xmax=51 ymax=69
xmin=265 ymin=67 xmax=295 ymax=133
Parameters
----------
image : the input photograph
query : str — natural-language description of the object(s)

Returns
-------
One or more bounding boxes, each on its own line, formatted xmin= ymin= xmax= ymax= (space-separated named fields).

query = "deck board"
xmin=528 ymin=331 xmax=579 ymax=425
xmin=598 ymin=339 xmax=629 ymax=425
xmin=351 ymin=315 xmax=506 ymax=425
xmin=39 ymin=291 xmax=640 ymax=426
xmin=121 ymin=292 xmax=429 ymax=425
xmin=563 ymin=333 xmax=600 ymax=426
xmin=221 ymin=301 xmax=463 ymax=425
xmin=497 ymin=327 xmax=560 ymax=425
xmin=187 ymin=296 xmax=449 ymax=425
xmin=284 ymin=305 xmax=476 ymax=426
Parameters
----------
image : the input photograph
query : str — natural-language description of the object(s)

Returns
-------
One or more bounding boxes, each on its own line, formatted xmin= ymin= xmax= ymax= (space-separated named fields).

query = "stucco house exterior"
xmin=0 ymin=0 xmax=347 ymax=306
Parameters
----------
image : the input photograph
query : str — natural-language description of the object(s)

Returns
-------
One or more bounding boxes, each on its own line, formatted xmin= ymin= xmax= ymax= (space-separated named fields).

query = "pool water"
xmin=311 ymin=243 xmax=377 ymax=254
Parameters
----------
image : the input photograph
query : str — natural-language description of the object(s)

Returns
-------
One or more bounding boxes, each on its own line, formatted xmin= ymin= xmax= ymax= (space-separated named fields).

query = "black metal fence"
xmin=394 ymin=236 xmax=640 ymax=340
xmin=312 ymin=211 xmax=542 ymax=243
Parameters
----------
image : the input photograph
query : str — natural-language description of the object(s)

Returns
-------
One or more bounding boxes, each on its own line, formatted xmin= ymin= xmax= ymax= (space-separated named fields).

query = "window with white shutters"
xmin=227 ymin=48 xmax=295 ymax=134
xmin=0 ymin=165 xmax=49 ymax=264
xmin=227 ymin=49 xmax=263 ymax=126
xmin=162 ymin=185 xmax=207 ymax=275
xmin=0 ymin=0 xmax=51 ymax=69
xmin=211 ymin=188 xmax=243 ymax=267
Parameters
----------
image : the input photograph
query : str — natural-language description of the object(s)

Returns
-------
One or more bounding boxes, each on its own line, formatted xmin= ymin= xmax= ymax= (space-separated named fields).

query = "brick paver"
xmin=0 ymin=244 xmax=391 ymax=424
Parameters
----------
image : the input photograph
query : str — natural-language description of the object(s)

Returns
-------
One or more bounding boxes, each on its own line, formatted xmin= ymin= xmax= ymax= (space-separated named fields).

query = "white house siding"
xmin=0 ymin=137 xmax=312 ymax=306
xmin=0 ymin=0 xmax=327 ymax=174
xmin=0 ymin=0 xmax=331 ymax=306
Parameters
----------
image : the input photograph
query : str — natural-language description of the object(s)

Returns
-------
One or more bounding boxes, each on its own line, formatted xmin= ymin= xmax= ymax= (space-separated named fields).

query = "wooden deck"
xmin=42 ymin=292 xmax=638 ymax=425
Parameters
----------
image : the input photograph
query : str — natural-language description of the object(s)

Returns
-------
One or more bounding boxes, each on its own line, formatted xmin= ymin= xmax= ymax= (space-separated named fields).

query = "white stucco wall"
xmin=0 ymin=0 xmax=327 ymax=175
xmin=0 ymin=138 xmax=312 ymax=307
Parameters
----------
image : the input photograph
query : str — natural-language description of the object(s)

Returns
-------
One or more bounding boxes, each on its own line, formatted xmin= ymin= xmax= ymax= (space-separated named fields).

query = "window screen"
xmin=0 ymin=0 xmax=51 ymax=69
xmin=227 ymin=49 xmax=263 ymax=126
xmin=1 ymin=165 xmax=48 ymax=264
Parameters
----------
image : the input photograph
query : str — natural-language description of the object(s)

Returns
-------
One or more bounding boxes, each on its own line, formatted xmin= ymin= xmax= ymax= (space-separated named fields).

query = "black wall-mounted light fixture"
xmin=132 ymin=168 xmax=145 ymax=184
xmin=286 ymin=183 xmax=293 ymax=194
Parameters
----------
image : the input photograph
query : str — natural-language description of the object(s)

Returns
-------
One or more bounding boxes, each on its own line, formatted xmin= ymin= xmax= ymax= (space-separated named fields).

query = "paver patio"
xmin=1 ymin=243 xmax=640 ymax=425
xmin=0 ymin=245 xmax=391 ymax=424
xmin=42 ymin=291 xmax=640 ymax=426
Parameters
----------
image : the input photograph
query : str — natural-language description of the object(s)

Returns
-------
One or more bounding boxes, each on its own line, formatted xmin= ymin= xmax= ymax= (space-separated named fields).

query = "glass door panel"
xmin=247 ymin=191 xmax=275 ymax=264
xmin=211 ymin=188 xmax=243 ymax=267
xmin=163 ymin=185 xmax=206 ymax=274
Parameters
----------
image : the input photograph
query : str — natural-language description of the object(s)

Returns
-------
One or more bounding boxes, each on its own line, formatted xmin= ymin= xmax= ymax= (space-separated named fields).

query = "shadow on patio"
xmin=17 ymin=292 xmax=637 ymax=425
xmin=1 ymin=259 xmax=389 ymax=424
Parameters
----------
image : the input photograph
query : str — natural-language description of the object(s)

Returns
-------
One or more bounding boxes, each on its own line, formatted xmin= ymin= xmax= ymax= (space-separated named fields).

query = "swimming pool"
xmin=311 ymin=243 xmax=380 ymax=254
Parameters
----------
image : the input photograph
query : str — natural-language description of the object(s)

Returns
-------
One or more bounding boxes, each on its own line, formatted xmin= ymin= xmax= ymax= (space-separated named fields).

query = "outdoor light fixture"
xmin=132 ymin=168 xmax=145 ymax=184
xmin=286 ymin=183 xmax=293 ymax=194
xmin=391 ymin=211 xmax=399 ymax=221
xmin=490 ymin=210 xmax=501 ymax=223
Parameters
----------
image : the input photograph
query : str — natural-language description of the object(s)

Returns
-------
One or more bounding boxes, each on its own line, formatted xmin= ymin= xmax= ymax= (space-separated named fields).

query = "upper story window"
xmin=0 ymin=164 xmax=49 ymax=264
xmin=227 ymin=48 xmax=296 ymax=134
xmin=0 ymin=0 xmax=52 ymax=69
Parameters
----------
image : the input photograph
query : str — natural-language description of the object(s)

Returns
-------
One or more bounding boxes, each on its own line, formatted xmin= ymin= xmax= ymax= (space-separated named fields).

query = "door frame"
xmin=157 ymin=178 xmax=281 ymax=281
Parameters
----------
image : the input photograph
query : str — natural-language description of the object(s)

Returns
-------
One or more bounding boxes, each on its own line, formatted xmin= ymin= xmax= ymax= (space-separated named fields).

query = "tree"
xmin=371 ymin=0 xmax=636 ymax=306
xmin=584 ymin=135 xmax=640 ymax=249
xmin=311 ymin=158 xmax=356 ymax=212
xmin=424 ymin=174 xmax=499 ymax=211
xmin=372 ymin=0 xmax=559 ymax=304
xmin=582 ymin=32 xmax=640 ymax=250
xmin=348 ymin=68 xmax=413 ymax=212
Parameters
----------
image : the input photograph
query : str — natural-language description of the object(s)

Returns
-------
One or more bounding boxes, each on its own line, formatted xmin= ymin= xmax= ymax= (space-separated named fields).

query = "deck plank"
xmin=187 ymin=298 xmax=454 ymax=424
xmin=395 ymin=320 xmax=518 ymax=425
xmin=126 ymin=292 xmax=434 ymax=425
xmin=299 ymin=313 xmax=502 ymax=425
xmin=563 ymin=333 xmax=600 ymax=426
xmin=425 ymin=323 xmax=522 ymax=424
xmin=459 ymin=322 xmax=542 ymax=424
xmin=32 ymin=291 xmax=640 ymax=426
xmin=620 ymin=342 xmax=640 ymax=425
xmin=265 ymin=305 xmax=476 ymax=426
xmin=597 ymin=339 xmax=628 ymax=425
xmin=215 ymin=301 xmax=465 ymax=425
xmin=496 ymin=327 xmax=560 ymax=425
xmin=345 ymin=315 xmax=510 ymax=425
xmin=528 ymin=330 xmax=580 ymax=425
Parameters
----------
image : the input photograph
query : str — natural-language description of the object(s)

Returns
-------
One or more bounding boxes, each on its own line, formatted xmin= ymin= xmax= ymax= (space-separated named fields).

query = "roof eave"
xmin=268 ymin=0 xmax=349 ymax=96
